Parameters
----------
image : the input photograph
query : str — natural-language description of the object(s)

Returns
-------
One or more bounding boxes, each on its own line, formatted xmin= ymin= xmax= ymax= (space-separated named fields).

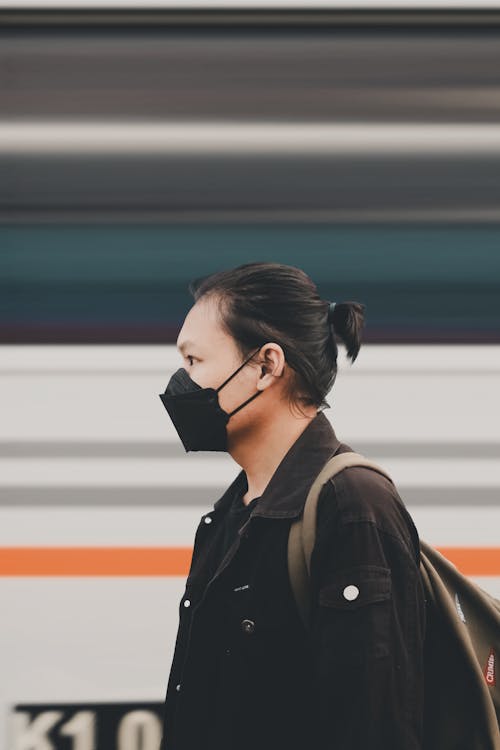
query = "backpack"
xmin=287 ymin=451 xmax=500 ymax=750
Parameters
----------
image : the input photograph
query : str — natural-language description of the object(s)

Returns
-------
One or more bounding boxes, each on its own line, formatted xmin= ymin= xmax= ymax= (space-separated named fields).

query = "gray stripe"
xmin=0 ymin=440 xmax=498 ymax=459
xmin=3 ymin=209 xmax=500 ymax=224
xmin=3 ymin=8 xmax=500 ymax=27
xmin=0 ymin=441 xmax=187 ymax=458
xmin=0 ymin=487 xmax=498 ymax=507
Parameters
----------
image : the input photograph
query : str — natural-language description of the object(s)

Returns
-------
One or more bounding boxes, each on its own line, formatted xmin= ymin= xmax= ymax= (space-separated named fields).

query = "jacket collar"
xmin=212 ymin=410 xmax=344 ymax=520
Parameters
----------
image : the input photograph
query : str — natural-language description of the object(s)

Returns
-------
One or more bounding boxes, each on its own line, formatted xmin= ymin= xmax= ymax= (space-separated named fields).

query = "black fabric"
xmin=158 ymin=347 xmax=263 ymax=452
xmin=218 ymin=484 xmax=261 ymax=562
xmin=160 ymin=412 xmax=425 ymax=750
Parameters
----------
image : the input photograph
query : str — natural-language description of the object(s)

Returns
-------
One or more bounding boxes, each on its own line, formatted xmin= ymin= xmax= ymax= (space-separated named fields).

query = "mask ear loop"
xmin=215 ymin=346 xmax=262 ymax=393
xmin=226 ymin=389 xmax=264 ymax=418
xmin=216 ymin=346 xmax=265 ymax=418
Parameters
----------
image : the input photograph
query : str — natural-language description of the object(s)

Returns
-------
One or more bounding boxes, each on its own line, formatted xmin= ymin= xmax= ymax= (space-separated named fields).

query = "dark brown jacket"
xmin=160 ymin=410 xmax=426 ymax=750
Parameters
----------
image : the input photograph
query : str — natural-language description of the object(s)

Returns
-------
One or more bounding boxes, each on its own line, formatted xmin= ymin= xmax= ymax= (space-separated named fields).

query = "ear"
xmin=255 ymin=343 xmax=286 ymax=390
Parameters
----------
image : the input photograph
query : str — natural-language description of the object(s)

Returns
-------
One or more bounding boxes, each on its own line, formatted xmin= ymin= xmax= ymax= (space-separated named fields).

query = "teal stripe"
xmin=2 ymin=224 xmax=500 ymax=283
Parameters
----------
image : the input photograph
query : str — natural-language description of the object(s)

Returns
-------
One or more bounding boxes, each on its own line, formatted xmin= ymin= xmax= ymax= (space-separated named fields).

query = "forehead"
xmin=176 ymin=297 xmax=230 ymax=352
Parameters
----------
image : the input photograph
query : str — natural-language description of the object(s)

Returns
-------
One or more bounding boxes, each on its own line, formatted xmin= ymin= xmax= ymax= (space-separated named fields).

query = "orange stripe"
xmin=0 ymin=546 xmax=499 ymax=576
xmin=436 ymin=547 xmax=500 ymax=577
xmin=0 ymin=547 xmax=193 ymax=576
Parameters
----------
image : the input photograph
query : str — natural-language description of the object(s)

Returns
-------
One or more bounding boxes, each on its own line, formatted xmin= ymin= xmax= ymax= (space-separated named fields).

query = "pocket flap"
xmin=319 ymin=564 xmax=392 ymax=610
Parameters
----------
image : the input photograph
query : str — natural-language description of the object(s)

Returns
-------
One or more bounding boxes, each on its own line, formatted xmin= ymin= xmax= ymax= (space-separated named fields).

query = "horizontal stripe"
xmin=407 ymin=506 xmax=500 ymax=546
xmin=3 ymin=367 xmax=500 ymax=377
xmin=0 ymin=547 xmax=192 ymax=576
xmin=0 ymin=506 xmax=498 ymax=546
xmin=437 ymin=548 xmax=500 ymax=577
xmin=5 ymin=210 xmax=500 ymax=225
xmin=1 ymin=486 xmax=499 ymax=506
xmin=0 ymin=546 xmax=499 ymax=576
xmin=2 ymin=344 xmax=498 ymax=372
xmin=2 ymin=506 xmax=499 ymax=546
xmin=1 ymin=458 xmax=498 ymax=487
xmin=3 ymin=122 xmax=500 ymax=156
xmin=0 ymin=439 xmax=499 ymax=459
xmin=0 ymin=508 xmax=204 ymax=545
xmin=4 ymin=0 xmax=500 ymax=9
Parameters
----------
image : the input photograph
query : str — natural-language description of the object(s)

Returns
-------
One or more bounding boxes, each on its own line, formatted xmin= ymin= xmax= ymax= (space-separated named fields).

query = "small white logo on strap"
xmin=455 ymin=593 xmax=466 ymax=623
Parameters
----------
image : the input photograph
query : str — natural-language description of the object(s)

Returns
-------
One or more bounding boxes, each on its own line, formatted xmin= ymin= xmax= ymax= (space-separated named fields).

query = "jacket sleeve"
xmin=307 ymin=470 xmax=426 ymax=750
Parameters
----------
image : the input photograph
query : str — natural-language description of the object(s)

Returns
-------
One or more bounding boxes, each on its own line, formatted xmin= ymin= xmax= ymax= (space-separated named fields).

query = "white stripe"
xmin=0 ymin=457 xmax=499 ymax=487
xmin=1 ymin=344 xmax=499 ymax=373
xmin=2 ymin=122 xmax=500 ymax=156
xmin=406 ymin=506 xmax=500 ymax=547
xmin=1 ymin=351 xmax=500 ymax=443
xmin=0 ymin=506 xmax=499 ymax=546
xmin=0 ymin=508 xmax=204 ymax=545
xmin=0 ymin=457 xmax=237 ymax=486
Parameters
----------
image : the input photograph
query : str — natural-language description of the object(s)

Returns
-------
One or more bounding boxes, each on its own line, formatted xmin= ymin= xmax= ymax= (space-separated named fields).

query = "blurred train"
xmin=1 ymin=1 xmax=500 ymax=748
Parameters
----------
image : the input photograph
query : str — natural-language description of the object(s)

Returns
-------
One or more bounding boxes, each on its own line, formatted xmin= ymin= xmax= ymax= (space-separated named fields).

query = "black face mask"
xmin=158 ymin=347 xmax=263 ymax=452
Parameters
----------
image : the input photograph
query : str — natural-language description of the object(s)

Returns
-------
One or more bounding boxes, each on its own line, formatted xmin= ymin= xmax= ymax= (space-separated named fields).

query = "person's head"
xmin=170 ymin=262 xmax=365 ymax=449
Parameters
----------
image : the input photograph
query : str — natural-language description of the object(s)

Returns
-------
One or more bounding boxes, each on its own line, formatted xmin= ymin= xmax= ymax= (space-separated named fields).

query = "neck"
xmin=230 ymin=408 xmax=319 ymax=504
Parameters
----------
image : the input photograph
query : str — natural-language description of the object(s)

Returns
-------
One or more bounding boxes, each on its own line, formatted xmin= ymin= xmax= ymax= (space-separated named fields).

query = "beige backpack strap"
xmin=287 ymin=451 xmax=395 ymax=629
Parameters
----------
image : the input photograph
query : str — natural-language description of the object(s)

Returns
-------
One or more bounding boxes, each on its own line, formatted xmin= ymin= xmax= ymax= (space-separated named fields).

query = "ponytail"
xmin=328 ymin=301 xmax=366 ymax=364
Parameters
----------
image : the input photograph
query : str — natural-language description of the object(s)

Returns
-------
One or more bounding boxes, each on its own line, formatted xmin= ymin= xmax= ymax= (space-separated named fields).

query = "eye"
xmin=186 ymin=355 xmax=195 ymax=366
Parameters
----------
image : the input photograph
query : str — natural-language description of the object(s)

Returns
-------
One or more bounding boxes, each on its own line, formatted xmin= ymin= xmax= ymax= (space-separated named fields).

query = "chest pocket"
xmin=316 ymin=564 xmax=393 ymax=664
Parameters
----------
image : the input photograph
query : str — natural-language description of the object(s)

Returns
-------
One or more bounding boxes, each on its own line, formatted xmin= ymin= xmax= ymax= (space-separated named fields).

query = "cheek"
xmin=217 ymin=384 xmax=238 ymax=414
xmin=187 ymin=363 xmax=217 ymax=389
xmin=223 ymin=387 xmax=264 ymax=425
xmin=191 ymin=361 xmax=237 ymax=394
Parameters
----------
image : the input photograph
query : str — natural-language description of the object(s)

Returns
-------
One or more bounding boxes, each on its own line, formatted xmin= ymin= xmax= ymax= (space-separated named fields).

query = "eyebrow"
xmin=177 ymin=339 xmax=195 ymax=354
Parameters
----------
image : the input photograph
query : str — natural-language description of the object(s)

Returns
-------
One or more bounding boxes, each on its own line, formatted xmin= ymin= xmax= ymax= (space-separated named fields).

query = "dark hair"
xmin=188 ymin=262 xmax=365 ymax=414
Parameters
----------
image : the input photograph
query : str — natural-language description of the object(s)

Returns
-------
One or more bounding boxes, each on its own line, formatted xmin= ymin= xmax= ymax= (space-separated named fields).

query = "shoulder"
xmin=326 ymin=463 xmax=399 ymax=522
xmin=316 ymin=463 xmax=421 ymax=565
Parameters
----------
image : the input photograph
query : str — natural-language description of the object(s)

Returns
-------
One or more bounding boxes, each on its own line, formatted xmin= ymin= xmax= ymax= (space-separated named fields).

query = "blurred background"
xmin=1 ymin=1 xmax=500 ymax=748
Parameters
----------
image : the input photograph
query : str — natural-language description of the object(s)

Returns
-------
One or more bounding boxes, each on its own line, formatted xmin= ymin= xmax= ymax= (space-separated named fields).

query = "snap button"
xmin=175 ymin=683 xmax=181 ymax=692
xmin=241 ymin=618 xmax=255 ymax=635
xmin=204 ymin=516 xmax=213 ymax=524
xmin=343 ymin=584 xmax=360 ymax=601
xmin=183 ymin=599 xmax=191 ymax=608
